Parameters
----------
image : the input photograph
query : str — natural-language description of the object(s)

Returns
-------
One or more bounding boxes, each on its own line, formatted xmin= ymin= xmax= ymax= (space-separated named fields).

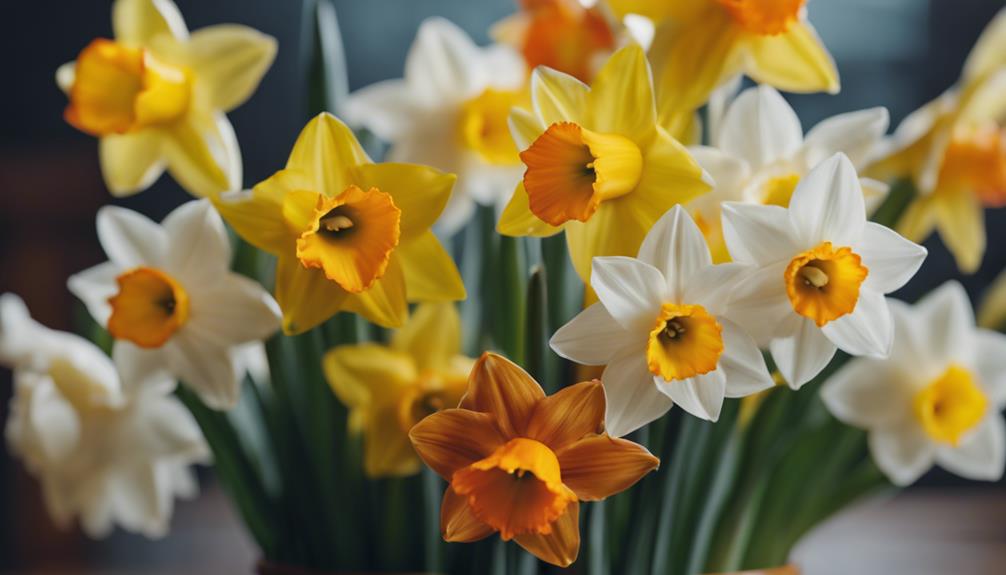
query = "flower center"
xmin=646 ymin=303 xmax=724 ymax=381
xmin=459 ymin=88 xmax=525 ymax=166
xmin=296 ymin=186 xmax=402 ymax=293
xmin=64 ymin=39 xmax=192 ymax=136
xmin=760 ymin=172 xmax=802 ymax=207
xmin=452 ymin=437 xmax=577 ymax=540
xmin=939 ymin=125 xmax=1006 ymax=207
xmin=716 ymin=0 xmax=805 ymax=35
xmin=521 ymin=122 xmax=643 ymax=226
xmin=107 ymin=267 xmax=190 ymax=348
xmin=519 ymin=0 xmax=616 ymax=82
xmin=913 ymin=364 xmax=988 ymax=446
xmin=784 ymin=242 xmax=868 ymax=327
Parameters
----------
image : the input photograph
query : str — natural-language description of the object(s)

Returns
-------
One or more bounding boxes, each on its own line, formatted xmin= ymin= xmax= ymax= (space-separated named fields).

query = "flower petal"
xmin=637 ymin=205 xmax=711 ymax=300
xmin=409 ymin=408 xmax=506 ymax=479
xmin=395 ymin=232 xmax=466 ymax=303
xmin=164 ymin=333 xmax=239 ymax=410
xmin=405 ymin=17 xmax=482 ymax=103
xmin=821 ymin=356 xmax=909 ymax=429
xmin=590 ymin=256 xmax=664 ymax=332
xmin=936 ymin=415 xmax=1006 ymax=482
xmin=460 ymin=352 xmax=545 ymax=438
xmin=963 ymin=8 xmax=1006 ymax=82
xmin=343 ymin=80 xmax=420 ymax=141
xmin=274 ymin=254 xmax=349 ymax=335
xmin=821 ymin=289 xmax=893 ymax=358
xmin=392 ymin=302 xmax=460 ymax=373
xmin=720 ymin=202 xmax=798 ymax=266
xmin=526 ymin=381 xmax=606 ymax=450
xmin=163 ymin=111 xmax=241 ymax=196
xmin=856 ymin=222 xmax=927 ymax=294
xmin=869 ymin=421 xmax=936 ymax=487
xmin=934 ymin=188 xmax=985 ymax=274
xmin=743 ymin=21 xmax=840 ymax=95
xmin=655 ymin=368 xmax=726 ymax=422
xmin=531 ymin=66 xmax=590 ymax=126
xmin=323 ymin=343 xmax=416 ymax=411
xmin=187 ymin=273 xmax=280 ymax=344
xmin=718 ymin=318 xmax=775 ymax=398
xmin=769 ymin=316 xmax=837 ymax=389
xmin=364 ymin=405 xmax=422 ymax=477
xmin=509 ymin=107 xmax=545 ymax=150
xmin=497 ymin=183 xmax=566 ymax=238
xmin=550 ymin=303 xmax=629 ymax=365
xmin=720 ymin=85 xmax=803 ymax=169
xmin=556 ymin=434 xmax=658 ymax=501
xmin=915 ymin=281 xmax=976 ymax=369
xmin=113 ymin=340 xmax=173 ymax=390
xmin=287 ymin=113 xmax=369 ymax=197
xmin=602 ymin=351 xmax=674 ymax=437
xmin=67 ymin=262 xmax=120 ymax=327
xmin=161 ymin=200 xmax=231 ymax=286
xmin=441 ymin=486 xmax=493 ymax=542
xmin=632 ymin=129 xmax=713 ymax=219
xmin=514 ymin=502 xmax=580 ymax=568
xmin=802 ymin=107 xmax=889 ymax=169
xmin=96 ymin=205 xmax=167 ymax=268
xmin=721 ymin=260 xmax=792 ymax=346
xmin=975 ymin=330 xmax=1006 ymax=405
xmin=349 ymin=162 xmax=454 ymax=241
xmin=789 ymin=153 xmax=865 ymax=248
xmin=213 ymin=169 xmax=309 ymax=255
xmin=113 ymin=0 xmax=187 ymax=45
xmin=682 ymin=263 xmax=748 ymax=317
xmin=588 ymin=44 xmax=655 ymax=142
xmin=99 ymin=131 xmax=165 ymax=196
xmin=177 ymin=24 xmax=276 ymax=114
xmin=342 ymin=256 xmax=409 ymax=328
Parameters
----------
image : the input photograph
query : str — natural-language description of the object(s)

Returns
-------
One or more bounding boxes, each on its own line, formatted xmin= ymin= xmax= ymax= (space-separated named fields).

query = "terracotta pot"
xmin=256 ymin=560 xmax=429 ymax=575
xmin=706 ymin=566 xmax=799 ymax=575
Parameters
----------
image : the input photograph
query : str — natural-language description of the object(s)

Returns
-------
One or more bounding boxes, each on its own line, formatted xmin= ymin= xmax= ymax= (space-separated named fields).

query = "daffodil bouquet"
xmin=4 ymin=1 xmax=1006 ymax=574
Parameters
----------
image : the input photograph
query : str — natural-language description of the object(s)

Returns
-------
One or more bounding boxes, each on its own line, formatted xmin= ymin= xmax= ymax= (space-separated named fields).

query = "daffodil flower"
xmin=214 ymin=113 xmax=465 ymax=334
xmin=689 ymin=85 xmax=890 ymax=262
xmin=0 ymin=294 xmax=208 ymax=538
xmin=723 ymin=154 xmax=927 ymax=388
xmin=499 ymin=44 xmax=711 ymax=283
xmin=343 ymin=18 xmax=526 ymax=235
xmin=550 ymin=206 xmax=773 ymax=435
xmin=56 ymin=0 xmax=276 ymax=197
xmin=822 ymin=282 xmax=1006 ymax=486
xmin=410 ymin=353 xmax=658 ymax=567
xmin=871 ymin=9 xmax=1006 ymax=273
xmin=67 ymin=200 xmax=282 ymax=410
xmin=606 ymin=0 xmax=838 ymax=129
xmin=323 ymin=303 xmax=474 ymax=478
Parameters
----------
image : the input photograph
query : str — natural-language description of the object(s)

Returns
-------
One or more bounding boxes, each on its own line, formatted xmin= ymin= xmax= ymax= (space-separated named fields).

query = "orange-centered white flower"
xmin=723 ymin=154 xmax=927 ymax=389
xmin=499 ymin=44 xmax=710 ymax=282
xmin=823 ymin=282 xmax=1006 ymax=486
xmin=56 ymin=0 xmax=276 ymax=197
xmin=410 ymin=353 xmax=658 ymax=566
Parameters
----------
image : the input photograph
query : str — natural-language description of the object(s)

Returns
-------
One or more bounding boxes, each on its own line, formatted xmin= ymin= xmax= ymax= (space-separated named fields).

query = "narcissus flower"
xmin=871 ymin=9 xmax=1006 ymax=274
xmin=822 ymin=282 xmax=1006 ymax=486
xmin=214 ymin=113 xmax=465 ymax=334
xmin=499 ymin=44 xmax=711 ymax=282
xmin=344 ymin=18 xmax=526 ymax=235
xmin=723 ymin=154 xmax=927 ymax=388
xmin=0 ymin=294 xmax=208 ymax=538
xmin=410 ymin=353 xmax=658 ymax=567
xmin=67 ymin=200 xmax=282 ymax=409
xmin=607 ymin=0 xmax=838 ymax=129
xmin=323 ymin=303 xmax=474 ymax=478
xmin=551 ymin=206 xmax=773 ymax=435
xmin=56 ymin=0 xmax=276 ymax=197
xmin=689 ymin=85 xmax=889 ymax=262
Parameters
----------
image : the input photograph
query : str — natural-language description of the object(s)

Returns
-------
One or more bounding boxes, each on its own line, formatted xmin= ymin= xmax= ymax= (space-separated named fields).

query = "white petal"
xmin=0 ymin=293 xmax=46 ymax=368
xmin=682 ymin=263 xmax=749 ymax=317
xmin=915 ymin=281 xmax=976 ymax=368
xmin=187 ymin=273 xmax=281 ymax=345
xmin=550 ymin=303 xmax=633 ymax=365
xmin=481 ymin=44 xmax=526 ymax=90
xmin=56 ymin=61 xmax=75 ymax=94
xmin=602 ymin=351 xmax=674 ymax=437
xmin=821 ymin=357 xmax=909 ymax=429
xmin=802 ymin=107 xmax=889 ymax=169
xmin=769 ymin=317 xmax=837 ymax=389
xmin=822 ymin=289 xmax=893 ymax=358
xmin=936 ymin=415 xmax=1006 ymax=482
xmin=687 ymin=146 xmax=751 ymax=208
xmin=975 ymin=329 xmax=1006 ymax=405
xmin=164 ymin=336 xmax=239 ymax=410
xmin=655 ymin=369 xmax=726 ymax=422
xmin=720 ymin=202 xmax=798 ymax=266
xmin=720 ymin=85 xmax=803 ymax=169
xmin=433 ymin=186 xmax=476 ymax=238
xmin=28 ymin=379 xmax=81 ymax=464
xmin=869 ymin=422 xmax=936 ymax=486
xmin=637 ymin=205 xmax=711 ymax=300
xmin=718 ymin=319 xmax=775 ymax=398
xmin=162 ymin=200 xmax=231 ymax=287
xmin=96 ymin=206 xmax=168 ymax=269
xmin=721 ymin=261 xmax=792 ymax=346
xmin=113 ymin=341 xmax=174 ymax=392
xmin=856 ymin=222 xmax=927 ymax=293
xmin=405 ymin=17 xmax=482 ymax=103
xmin=590 ymin=257 xmax=665 ymax=332
xmin=343 ymin=80 xmax=420 ymax=141
xmin=67 ymin=262 xmax=120 ymax=328
xmin=788 ymin=154 xmax=865 ymax=247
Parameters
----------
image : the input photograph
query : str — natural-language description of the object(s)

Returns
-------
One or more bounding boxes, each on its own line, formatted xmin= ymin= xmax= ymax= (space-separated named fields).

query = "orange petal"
xmin=409 ymin=408 xmax=507 ymax=480
xmin=555 ymin=435 xmax=659 ymax=501
xmin=513 ymin=501 xmax=580 ymax=567
xmin=525 ymin=380 xmax=605 ymax=450
xmin=441 ymin=486 xmax=494 ymax=542
xmin=460 ymin=352 xmax=545 ymax=437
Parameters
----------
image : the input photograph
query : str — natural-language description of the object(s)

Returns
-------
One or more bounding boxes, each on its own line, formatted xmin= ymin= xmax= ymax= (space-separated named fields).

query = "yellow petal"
xmin=287 ymin=112 xmax=369 ymax=197
xmin=510 ymin=107 xmax=545 ymax=150
xmin=605 ymin=0 xmax=702 ymax=22
xmin=588 ymin=44 xmax=656 ymax=143
xmin=349 ymin=163 xmax=455 ymax=240
xmin=531 ymin=66 xmax=590 ymax=126
xmin=163 ymin=111 xmax=240 ymax=196
xmin=634 ymin=128 xmax=711 ymax=208
xmin=181 ymin=24 xmax=277 ymax=112
xmin=978 ymin=266 xmax=1006 ymax=329
xmin=363 ymin=405 xmax=422 ymax=477
xmin=274 ymin=254 xmax=349 ymax=335
xmin=964 ymin=8 xmax=1006 ymax=83
xmin=441 ymin=486 xmax=494 ymax=542
xmin=555 ymin=435 xmax=659 ymax=501
xmin=396 ymin=232 xmax=467 ymax=303
xmin=460 ymin=352 xmax=545 ymax=438
xmin=743 ymin=21 xmax=840 ymax=95
xmin=213 ymin=169 xmax=309 ymax=255
xmin=513 ymin=501 xmax=580 ymax=568
xmin=99 ymin=131 xmax=165 ymax=196
xmin=342 ymin=255 xmax=409 ymax=328
xmin=392 ymin=302 xmax=461 ymax=372
xmin=112 ymin=0 xmax=187 ymax=46
xmin=934 ymin=190 xmax=985 ymax=274
xmin=322 ymin=343 xmax=417 ymax=409
xmin=525 ymin=381 xmax=605 ymax=450
xmin=895 ymin=196 xmax=938 ymax=244
xmin=497 ymin=182 xmax=566 ymax=237
xmin=409 ymin=408 xmax=507 ymax=480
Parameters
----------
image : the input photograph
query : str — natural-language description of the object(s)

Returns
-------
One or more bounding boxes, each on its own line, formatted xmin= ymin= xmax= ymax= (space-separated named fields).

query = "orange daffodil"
xmin=56 ymin=0 xmax=276 ymax=197
xmin=723 ymin=154 xmax=927 ymax=388
xmin=690 ymin=86 xmax=890 ymax=262
xmin=214 ymin=113 xmax=465 ymax=334
xmin=67 ymin=200 xmax=282 ymax=409
xmin=551 ymin=206 xmax=774 ymax=435
xmin=872 ymin=8 xmax=1006 ymax=273
xmin=499 ymin=44 xmax=711 ymax=282
xmin=410 ymin=353 xmax=658 ymax=567
xmin=323 ymin=303 xmax=474 ymax=478
xmin=344 ymin=19 xmax=527 ymax=235
xmin=823 ymin=282 xmax=1006 ymax=486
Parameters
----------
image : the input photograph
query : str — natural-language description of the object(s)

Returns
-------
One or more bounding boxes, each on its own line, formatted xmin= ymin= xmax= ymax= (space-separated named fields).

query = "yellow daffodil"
xmin=323 ymin=303 xmax=474 ymax=478
xmin=871 ymin=9 xmax=1006 ymax=274
xmin=56 ymin=0 xmax=276 ymax=198
xmin=410 ymin=353 xmax=658 ymax=567
xmin=606 ymin=0 xmax=839 ymax=131
xmin=499 ymin=44 xmax=711 ymax=283
xmin=215 ymin=113 xmax=465 ymax=334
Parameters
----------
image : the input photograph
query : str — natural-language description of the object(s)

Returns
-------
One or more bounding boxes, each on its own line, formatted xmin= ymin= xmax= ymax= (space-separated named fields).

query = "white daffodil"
xmin=723 ymin=153 xmax=927 ymax=389
xmin=1 ymin=294 xmax=209 ymax=538
xmin=68 ymin=199 xmax=281 ymax=409
xmin=689 ymin=85 xmax=890 ymax=262
xmin=822 ymin=282 xmax=1006 ymax=486
xmin=550 ymin=205 xmax=774 ymax=436
xmin=343 ymin=17 xmax=526 ymax=235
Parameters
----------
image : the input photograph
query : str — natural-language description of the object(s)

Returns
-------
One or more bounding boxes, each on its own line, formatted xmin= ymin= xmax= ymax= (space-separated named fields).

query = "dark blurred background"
xmin=0 ymin=0 xmax=1003 ymax=572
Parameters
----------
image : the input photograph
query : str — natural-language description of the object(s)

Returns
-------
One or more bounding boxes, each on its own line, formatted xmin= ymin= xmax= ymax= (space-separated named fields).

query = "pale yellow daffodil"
xmin=214 ymin=113 xmax=465 ymax=334
xmin=56 ymin=0 xmax=276 ymax=197
xmin=323 ymin=303 xmax=474 ymax=478
xmin=498 ymin=44 xmax=711 ymax=283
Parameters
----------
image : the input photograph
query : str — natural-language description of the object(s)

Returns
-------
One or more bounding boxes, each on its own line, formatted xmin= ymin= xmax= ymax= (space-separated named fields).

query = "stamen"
xmin=320 ymin=214 xmax=354 ymax=233
xmin=799 ymin=265 xmax=829 ymax=288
